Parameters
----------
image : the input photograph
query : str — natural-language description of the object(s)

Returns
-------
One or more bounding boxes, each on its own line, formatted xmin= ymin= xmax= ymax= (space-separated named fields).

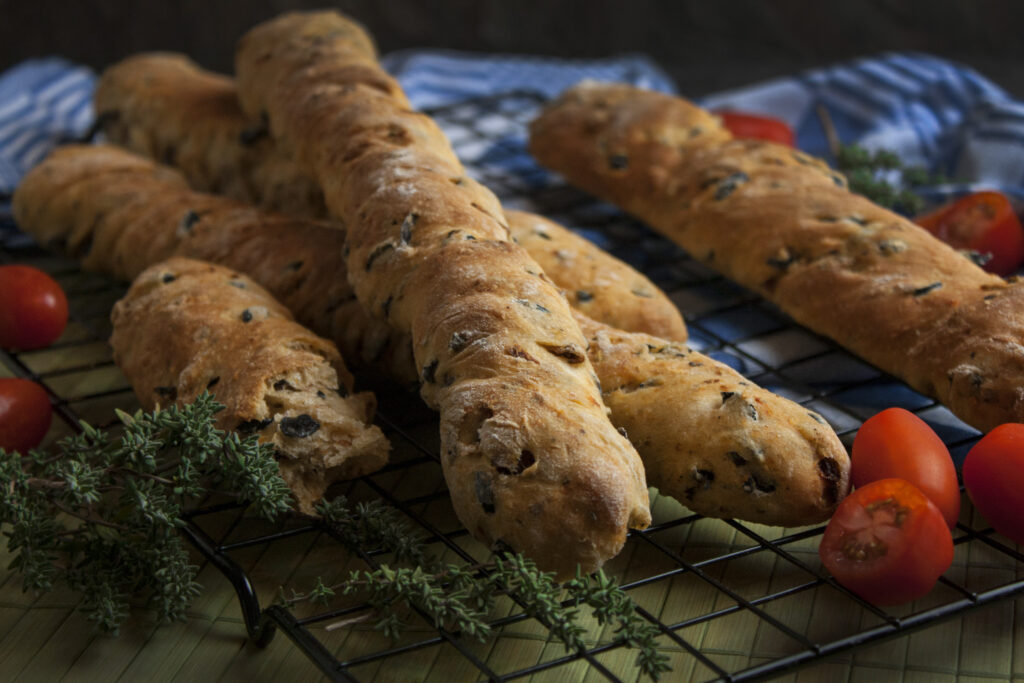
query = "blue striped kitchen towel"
xmin=0 ymin=58 xmax=95 ymax=197
xmin=1 ymin=49 xmax=1023 ymax=207
xmin=698 ymin=51 xmax=1024 ymax=203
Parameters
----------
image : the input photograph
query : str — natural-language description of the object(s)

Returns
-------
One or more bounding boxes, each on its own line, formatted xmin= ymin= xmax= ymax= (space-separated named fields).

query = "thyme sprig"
xmin=3 ymin=393 xmax=669 ymax=677
xmin=282 ymin=497 xmax=671 ymax=680
xmin=836 ymin=144 xmax=946 ymax=215
xmin=816 ymin=103 xmax=945 ymax=215
xmin=0 ymin=393 xmax=292 ymax=633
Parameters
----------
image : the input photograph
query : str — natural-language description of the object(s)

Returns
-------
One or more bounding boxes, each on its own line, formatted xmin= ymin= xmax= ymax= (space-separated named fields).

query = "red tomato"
xmin=0 ymin=378 xmax=53 ymax=453
xmin=915 ymin=191 xmax=1024 ymax=275
xmin=963 ymin=423 xmax=1024 ymax=545
xmin=717 ymin=111 xmax=796 ymax=146
xmin=819 ymin=478 xmax=954 ymax=605
xmin=0 ymin=265 xmax=69 ymax=350
xmin=851 ymin=407 xmax=960 ymax=528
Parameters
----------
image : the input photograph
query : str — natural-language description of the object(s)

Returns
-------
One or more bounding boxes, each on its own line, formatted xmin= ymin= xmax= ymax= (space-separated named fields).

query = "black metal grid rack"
xmin=3 ymin=90 xmax=1024 ymax=682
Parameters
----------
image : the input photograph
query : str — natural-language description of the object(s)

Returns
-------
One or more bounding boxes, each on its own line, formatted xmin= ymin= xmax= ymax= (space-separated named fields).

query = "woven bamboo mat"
xmin=2 ymin=340 xmax=1024 ymax=682
xmin=2 ymin=462 xmax=1023 ymax=681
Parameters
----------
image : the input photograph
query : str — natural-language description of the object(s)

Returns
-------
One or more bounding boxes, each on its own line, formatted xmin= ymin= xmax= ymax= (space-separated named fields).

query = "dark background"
xmin=3 ymin=0 xmax=1023 ymax=98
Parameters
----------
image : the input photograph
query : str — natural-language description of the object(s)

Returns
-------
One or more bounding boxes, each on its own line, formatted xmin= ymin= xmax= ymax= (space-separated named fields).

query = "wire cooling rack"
xmin=3 ymin=90 xmax=1024 ymax=682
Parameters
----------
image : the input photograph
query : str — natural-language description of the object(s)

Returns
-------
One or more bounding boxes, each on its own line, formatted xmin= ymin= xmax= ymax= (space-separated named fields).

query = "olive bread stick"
xmin=506 ymin=210 xmax=685 ymax=341
xmin=109 ymin=257 xmax=390 ymax=514
xmin=576 ymin=312 xmax=849 ymax=525
xmin=13 ymin=144 xmax=683 ymax=381
xmin=530 ymin=82 xmax=1024 ymax=433
xmin=16 ymin=144 xmax=847 ymax=525
xmin=94 ymin=53 xmax=326 ymax=218
xmin=236 ymin=11 xmax=650 ymax=576
xmin=93 ymin=53 xmax=687 ymax=342
xmin=13 ymin=144 xmax=416 ymax=381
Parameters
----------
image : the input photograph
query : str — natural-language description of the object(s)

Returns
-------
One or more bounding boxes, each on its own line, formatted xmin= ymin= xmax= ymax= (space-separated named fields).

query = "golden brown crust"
xmin=109 ymin=258 xmax=389 ymax=513
xmin=506 ymin=210 xmax=686 ymax=341
xmin=576 ymin=313 xmax=849 ymax=525
xmin=95 ymin=53 xmax=326 ymax=218
xmin=94 ymin=53 xmax=687 ymax=343
xmin=15 ymin=142 xmax=848 ymax=525
xmin=530 ymin=82 xmax=1023 ymax=433
xmin=13 ymin=144 xmax=416 ymax=380
xmin=235 ymin=11 xmax=650 ymax=576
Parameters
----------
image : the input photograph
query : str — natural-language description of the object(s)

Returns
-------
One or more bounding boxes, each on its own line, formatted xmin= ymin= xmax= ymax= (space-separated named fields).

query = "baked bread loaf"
xmin=16 ymin=143 xmax=848 ymax=525
xmin=93 ymin=53 xmax=686 ymax=342
xmin=13 ymin=144 xmax=684 ymax=377
xmin=13 ymin=144 xmax=416 ymax=380
xmin=577 ymin=312 xmax=848 ymax=525
xmin=94 ymin=53 xmax=326 ymax=218
xmin=506 ymin=210 xmax=685 ymax=341
xmin=109 ymin=257 xmax=389 ymax=514
xmin=530 ymin=82 xmax=1024 ymax=434
xmin=235 ymin=11 xmax=650 ymax=576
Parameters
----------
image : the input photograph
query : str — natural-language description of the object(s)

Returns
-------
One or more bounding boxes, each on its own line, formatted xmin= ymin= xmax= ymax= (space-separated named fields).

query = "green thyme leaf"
xmin=0 ymin=393 xmax=292 ymax=632
xmin=836 ymin=144 xmax=946 ymax=216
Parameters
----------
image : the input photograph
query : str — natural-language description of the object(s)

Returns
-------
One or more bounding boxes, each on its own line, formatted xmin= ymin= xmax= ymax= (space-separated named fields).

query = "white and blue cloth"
xmin=2 ymin=49 xmax=1024 ymax=205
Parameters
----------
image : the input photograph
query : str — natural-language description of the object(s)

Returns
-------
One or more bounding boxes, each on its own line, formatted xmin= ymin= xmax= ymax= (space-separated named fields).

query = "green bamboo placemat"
xmin=2 ymin=480 xmax=1024 ymax=682
xmin=2 ymin=331 xmax=1024 ymax=683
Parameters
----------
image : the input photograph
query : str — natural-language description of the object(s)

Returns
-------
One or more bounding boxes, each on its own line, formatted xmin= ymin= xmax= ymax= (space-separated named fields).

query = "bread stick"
xmin=506 ymin=210 xmax=685 ymax=341
xmin=13 ymin=144 xmax=416 ymax=380
xmin=16 ymin=143 xmax=848 ymax=525
xmin=235 ymin=11 xmax=650 ymax=575
xmin=94 ymin=53 xmax=326 ymax=218
xmin=109 ymin=258 xmax=389 ymax=513
xmin=576 ymin=313 xmax=848 ymax=525
xmin=530 ymin=82 xmax=1024 ymax=433
xmin=94 ymin=53 xmax=686 ymax=342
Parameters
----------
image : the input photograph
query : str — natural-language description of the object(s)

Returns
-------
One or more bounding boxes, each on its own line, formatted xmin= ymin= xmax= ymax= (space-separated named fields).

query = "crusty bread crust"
xmin=15 ymin=143 xmax=848 ymax=525
xmin=13 ymin=144 xmax=416 ymax=380
xmin=94 ymin=53 xmax=326 ymax=218
xmin=506 ymin=210 xmax=686 ymax=341
xmin=94 ymin=53 xmax=687 ymax=344
xmin=577 ymin=313 xmax=849 ymax=525
xmin=530 ymin=82 xmax=1024 ymax=434
xmin=109 ymin=258 xmax=389 ymax=513
xmin=233 ymin=11 xmax=650 ymax=576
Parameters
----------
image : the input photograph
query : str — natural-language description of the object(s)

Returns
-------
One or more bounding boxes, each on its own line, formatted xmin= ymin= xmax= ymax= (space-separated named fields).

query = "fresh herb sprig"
xmin=835 ymin=144 xmax=946 ymax=215
xmin=815 ymin=103 xmax=945 ymax=215
xmin=0 ymin=393 xmax=292 ymax=633
xmin=281 ymin=496 xmax=671 ymax=680
xmin=4 ymin=395 xmax=668 ymax=678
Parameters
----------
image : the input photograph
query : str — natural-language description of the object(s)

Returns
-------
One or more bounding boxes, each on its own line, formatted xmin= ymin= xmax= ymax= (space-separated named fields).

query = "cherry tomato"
xmin=851 ymin=407 xmax=960 ymax=528
xmin=0 ymin=265 xmax=69 ymax=350
xmin=915 ymin=191 xmax=1024 ymax=276
xmin=819 ymin=478 xmax=953 ymax=605
xmin=717 ymin=111 xmax=796 ymax=147
xmin=0 ymin=378 xmax=52 ymax=454
xmin=963 ymin=423 xmax=1024 ymax=545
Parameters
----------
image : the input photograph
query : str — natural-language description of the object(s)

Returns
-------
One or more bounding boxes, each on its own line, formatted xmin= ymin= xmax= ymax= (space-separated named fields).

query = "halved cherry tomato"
xmin=0 ymin=264 xmax=69 ymax=350
xmin=851 ymin=407 xmax=960 ymax=528
xmin=0 ymin=378 xmax=52 ymax=454
xmin=717 ymin=111 xmax=796 ymax=147
xmin=915 ymin=191 xmax=1024 ymax=276
xmin=819 ymin=478 xmax=953 ymax=605
xmin=963 ymin=423 xmax=1024 ymax=545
